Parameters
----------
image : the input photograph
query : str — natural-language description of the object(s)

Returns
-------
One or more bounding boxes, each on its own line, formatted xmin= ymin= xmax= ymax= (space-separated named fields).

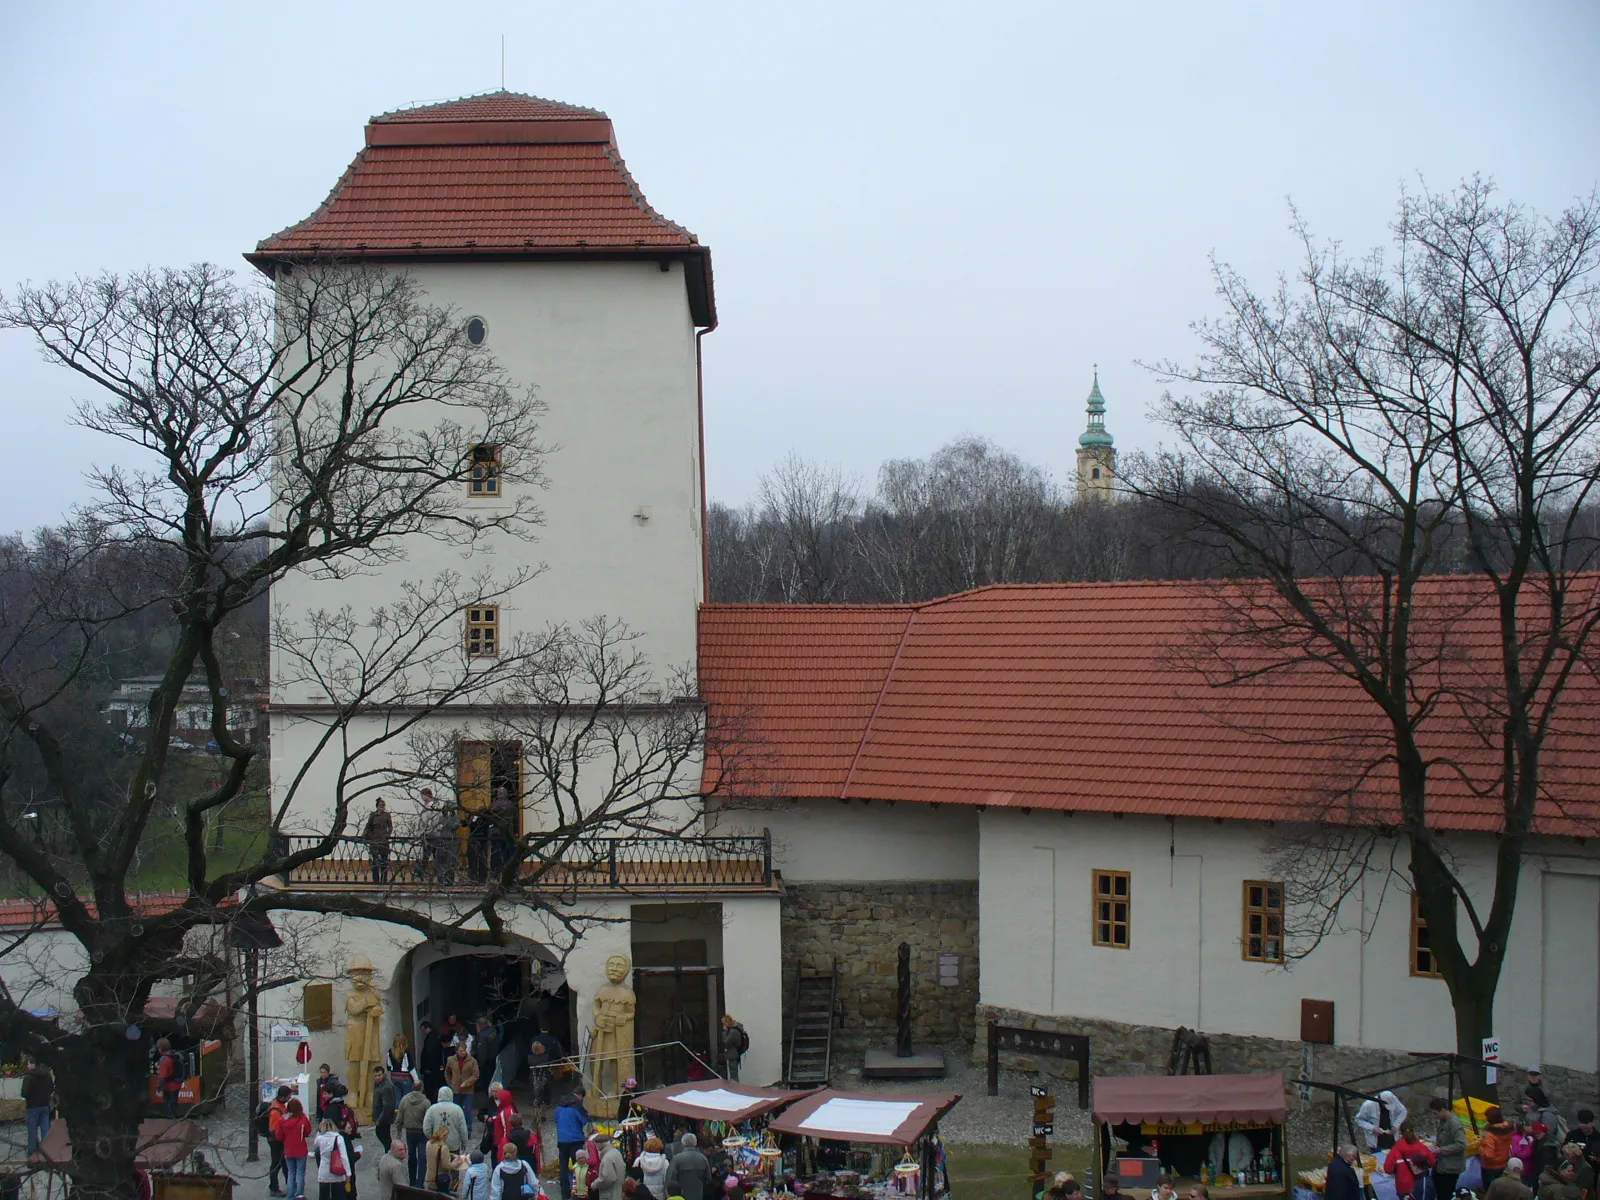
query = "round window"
xmin=465 ymin=317 xmax=487 ymax=346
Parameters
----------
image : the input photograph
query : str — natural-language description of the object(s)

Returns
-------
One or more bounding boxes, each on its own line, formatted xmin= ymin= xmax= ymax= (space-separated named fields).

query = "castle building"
xmin=223 ymin=92 xmax=1597 ymax=1100
xmin=1075 ymin=370 xmax=1117 ymax=503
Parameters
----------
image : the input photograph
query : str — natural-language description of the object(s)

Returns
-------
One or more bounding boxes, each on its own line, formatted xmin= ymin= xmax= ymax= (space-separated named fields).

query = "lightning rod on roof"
xmin=500 ymin=35 xmax=506 ymax=91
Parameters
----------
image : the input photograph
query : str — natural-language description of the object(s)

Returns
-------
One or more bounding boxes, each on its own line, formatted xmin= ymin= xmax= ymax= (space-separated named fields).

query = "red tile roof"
xmin=250 ymin=92 xmax=715 ymax=326
xmin=371 ymin=94 xmax=603 ymax=123
xmin=0 ymin=892 xmax=190 ymax=932
xmin=699 ymin=579 xmax=1600 ymax=834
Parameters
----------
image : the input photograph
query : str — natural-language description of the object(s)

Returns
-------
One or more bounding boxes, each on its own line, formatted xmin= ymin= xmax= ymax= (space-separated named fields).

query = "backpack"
xmin=158 ymin=1052 xmax=182 ymax=1088
xmin=736 ymin=1025 xmax=750 ymax=1054
xmin=498 ymin=1164 xmax=535 ymax=1199
xmin=254 ymin=1101 xmax=275 ymax=1138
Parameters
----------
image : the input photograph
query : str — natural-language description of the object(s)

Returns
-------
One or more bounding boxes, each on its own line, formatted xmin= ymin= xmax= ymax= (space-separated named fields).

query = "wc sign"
xmin=1482 ymin=1036 xmax=1500 ymax=1085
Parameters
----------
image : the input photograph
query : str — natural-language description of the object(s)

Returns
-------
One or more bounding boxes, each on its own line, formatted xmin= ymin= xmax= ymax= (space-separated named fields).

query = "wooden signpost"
xmin=1028 ymin=1084 xmax=1056 ymax=1195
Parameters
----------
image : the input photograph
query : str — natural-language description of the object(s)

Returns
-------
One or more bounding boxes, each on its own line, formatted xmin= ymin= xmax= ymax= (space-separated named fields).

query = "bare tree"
xmin=752 ymin=453 xmax=863 ymax=602
xmin=0 ymin=264 xmax=728 ymax=1198
xmin=1129 ymin=179 xmax=1600 ymax=1089
xmin=859 ymin=436 xmax=1068 ymax=599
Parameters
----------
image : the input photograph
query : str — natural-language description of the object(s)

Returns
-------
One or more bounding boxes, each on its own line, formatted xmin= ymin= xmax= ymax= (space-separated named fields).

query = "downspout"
xmin=696 ymin=325 xmax=714 ymax=604
xmin=1171 ymin=818 xmax=1204 ymax=1029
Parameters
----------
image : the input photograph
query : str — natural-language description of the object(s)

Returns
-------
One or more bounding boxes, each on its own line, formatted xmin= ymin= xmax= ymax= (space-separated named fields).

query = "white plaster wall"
xmin=270 ymin=710 xmax=705 ymax=834
xmin=720 ymin=896 xmax=783 ymax=1085
xmin=978 ymin=810 xmax=1600 ymax=1073
xmin=270 ymin=258 xmax=705 ymax=708
xmin=0 ymin=929 xmax=88 ymax=1017
xmin=710 ymin=799 xmax=979 ymax=882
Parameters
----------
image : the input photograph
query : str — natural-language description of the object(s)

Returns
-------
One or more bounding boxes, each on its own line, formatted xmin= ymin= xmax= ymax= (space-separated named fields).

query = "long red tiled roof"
xmin=0 ymin=892 xmax=190 ymax=932
xmin=699 ymin=579 xmax=1600 ymax=833
xmin=250 ymin=92 xmax=714 ymax=326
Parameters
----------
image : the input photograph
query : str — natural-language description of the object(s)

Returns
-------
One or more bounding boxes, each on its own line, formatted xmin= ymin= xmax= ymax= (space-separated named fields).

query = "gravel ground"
xmin=827 ymin=1051 xmax=1095 ymax=1148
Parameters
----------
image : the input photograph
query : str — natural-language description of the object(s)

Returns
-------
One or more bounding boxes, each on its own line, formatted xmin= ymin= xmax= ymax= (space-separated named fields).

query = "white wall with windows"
xmin=269 ymin=258 xmax=706 ymax=714
xmin=978 ymin=809 xmax=1600 ymax=1076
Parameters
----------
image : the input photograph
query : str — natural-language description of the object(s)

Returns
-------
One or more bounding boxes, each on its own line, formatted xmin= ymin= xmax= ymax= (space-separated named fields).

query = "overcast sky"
xmin=2 ymin=0 xmax=1596 ymax=534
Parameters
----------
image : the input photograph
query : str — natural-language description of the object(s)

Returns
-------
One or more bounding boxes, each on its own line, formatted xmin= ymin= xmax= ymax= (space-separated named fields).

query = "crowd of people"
xmin=358 ymin=788 xmax=521 ymax=887
xmin=1326 ymin=1066 xmax=1599 ymax=1200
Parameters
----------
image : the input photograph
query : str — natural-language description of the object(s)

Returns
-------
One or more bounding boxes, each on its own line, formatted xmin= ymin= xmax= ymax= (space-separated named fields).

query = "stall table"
xmin=768 ymin=1089 xmax=962 ymax=1200
xmin=634 ymin=1081 xmax=816 ymax=1123
xmin=1092 ymin=1074 xmax=1290 ymax=1200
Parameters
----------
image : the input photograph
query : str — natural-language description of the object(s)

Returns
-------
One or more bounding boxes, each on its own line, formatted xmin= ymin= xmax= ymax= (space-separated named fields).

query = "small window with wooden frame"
xmin=1410 ymin=893 xmax=1443 ymax=978
xmin=1093 ymin=869 xmax=1130 ymax=948
xmin=465 ymin=606 xmax=499 ymax=658
xmin=1242 ymin=880 xmax=1285 ymax=963
xmin=469 ymin=444 xmax=502 ymax=497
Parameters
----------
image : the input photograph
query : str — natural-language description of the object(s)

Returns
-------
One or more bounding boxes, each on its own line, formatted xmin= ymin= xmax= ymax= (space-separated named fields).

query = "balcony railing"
xmin=277 ymin=831 xmax=774 ymax=893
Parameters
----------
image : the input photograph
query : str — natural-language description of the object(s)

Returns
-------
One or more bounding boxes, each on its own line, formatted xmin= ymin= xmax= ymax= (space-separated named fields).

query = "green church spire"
xmin=1078 ymin=367 xmax=1114 ymax=448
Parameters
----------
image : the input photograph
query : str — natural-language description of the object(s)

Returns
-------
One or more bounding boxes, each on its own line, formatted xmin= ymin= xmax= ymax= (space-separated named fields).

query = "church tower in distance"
xmin=1075 ymin=369 xmax=1117 ymax=503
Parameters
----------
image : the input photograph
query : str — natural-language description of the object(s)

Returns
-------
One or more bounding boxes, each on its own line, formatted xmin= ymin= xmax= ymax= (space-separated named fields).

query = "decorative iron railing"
xmin=277 ymin=831 xmax=773 ymax=892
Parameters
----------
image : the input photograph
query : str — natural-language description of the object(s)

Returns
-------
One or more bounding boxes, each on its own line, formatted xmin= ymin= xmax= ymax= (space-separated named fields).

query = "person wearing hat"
xmin=593 ymin=1130 xmax=627 ymax=1200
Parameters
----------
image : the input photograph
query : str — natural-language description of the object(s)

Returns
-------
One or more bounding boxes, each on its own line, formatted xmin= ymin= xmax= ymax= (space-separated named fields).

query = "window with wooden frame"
xmin=469 ymin=444 xmax=502 ymax=497
xmin=1093 ymin=869 xmax=1131 ymax=948
xmin=465 ymin=606 xmax=499 ymax=657
xmin=1410 ymin=893 xmax=1443 ymax=978
xmin=1242 ymin=880 xmax=1285 ymax=963
xmin=457 ymin=740 xmax=523 ymax=839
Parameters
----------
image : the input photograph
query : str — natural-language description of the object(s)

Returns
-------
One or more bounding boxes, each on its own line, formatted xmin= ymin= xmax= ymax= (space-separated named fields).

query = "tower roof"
xmin=1078 ymin=370 xmax=1115 ymax=448
xmin=248 ymin=90 xmax=715 ymax=326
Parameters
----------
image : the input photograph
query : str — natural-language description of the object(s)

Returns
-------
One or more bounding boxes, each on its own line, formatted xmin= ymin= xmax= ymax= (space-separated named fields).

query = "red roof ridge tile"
xmin=839 ymin=609 xmax=918 ymax=798
xmin=371 ymin=91 xmax=605 ymax=123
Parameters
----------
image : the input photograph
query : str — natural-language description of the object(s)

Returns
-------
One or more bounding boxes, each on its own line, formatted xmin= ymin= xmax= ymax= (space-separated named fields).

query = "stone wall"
xmin=975 ymin=1004 xmax=1599 ymax=1118
xmin=781 ymin=882 xmax=979 ymax=1057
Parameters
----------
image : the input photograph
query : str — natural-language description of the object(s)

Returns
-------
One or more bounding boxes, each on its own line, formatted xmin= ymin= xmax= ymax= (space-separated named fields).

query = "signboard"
xmin=1140 ymin=1120 xmax=1273 ymax=1136
xmin=1482 ymin=1036 xmax=1500 ymax=1085
xmin=271 ymin=1023 xmax=309 ymax=1043
xmin=261 ymin=1074 xmax=309 ymax=1104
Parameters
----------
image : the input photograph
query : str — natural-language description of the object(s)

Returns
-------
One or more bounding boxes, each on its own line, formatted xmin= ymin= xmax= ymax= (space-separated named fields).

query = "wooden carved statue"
xmin=590 ymin=952 xmax=636 ymax=1099
xmin=344 ymin=954 xmax=385 ymax=1116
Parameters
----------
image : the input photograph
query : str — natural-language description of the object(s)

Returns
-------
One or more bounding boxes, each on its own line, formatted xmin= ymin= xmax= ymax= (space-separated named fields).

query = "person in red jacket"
xmin=1385 ymin=1122 xmax=1438 ymax=1200
xmin=487 ymin=1088 xmax=517 ymax=1160
xmin=277 ymin=1098 xmax=314 ymax=1200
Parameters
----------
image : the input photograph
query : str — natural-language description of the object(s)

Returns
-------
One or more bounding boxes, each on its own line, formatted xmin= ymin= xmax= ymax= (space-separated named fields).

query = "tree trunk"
xmin=1448 ymin=978 xmax=1497 ymax=1100
xmin=52 ymin=1023 xmax=157 ymax=1200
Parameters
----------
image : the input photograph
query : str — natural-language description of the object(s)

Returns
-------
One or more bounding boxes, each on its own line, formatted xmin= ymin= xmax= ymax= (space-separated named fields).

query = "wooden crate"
xmin=153 ymin=1176 xmax=233 ymax=1200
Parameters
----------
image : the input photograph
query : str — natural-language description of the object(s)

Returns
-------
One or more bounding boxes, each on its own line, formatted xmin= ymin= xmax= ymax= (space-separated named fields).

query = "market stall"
xmin=1092 ymin=1074 xmax=1289 ymax=1200
xmin=623 ymin=1081 xmax=816 ymax=1178
xmin=37 ymin=1117 xmax=207 ymax=1169
xmin=768 ymin=1089 xmax=962 ymax=1200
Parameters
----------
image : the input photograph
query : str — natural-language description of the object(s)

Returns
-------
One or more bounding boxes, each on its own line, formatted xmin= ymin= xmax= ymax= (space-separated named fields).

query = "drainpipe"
xmin=696 ymin=326 xmax=714 ymax=604
xmin=1170 ymin=818 xmax=1204 ymax=1029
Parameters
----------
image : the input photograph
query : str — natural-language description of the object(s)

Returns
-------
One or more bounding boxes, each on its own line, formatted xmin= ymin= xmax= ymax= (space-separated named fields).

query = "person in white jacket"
xmin=313 ymin=1120 xmax=361 ymax=1200
xmin=1355 ymin=1091 xmax=1408 ymax=1152
xmin=634 ymin=1137 xmax=670 ymax=1200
